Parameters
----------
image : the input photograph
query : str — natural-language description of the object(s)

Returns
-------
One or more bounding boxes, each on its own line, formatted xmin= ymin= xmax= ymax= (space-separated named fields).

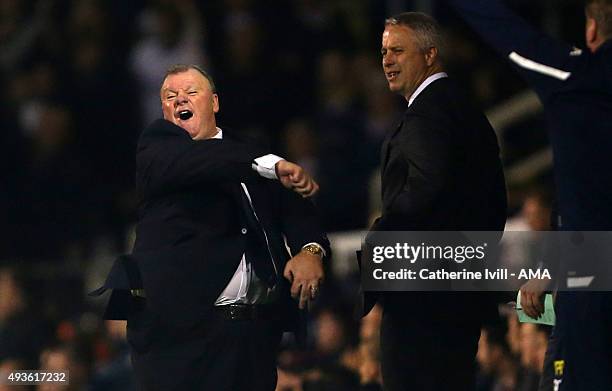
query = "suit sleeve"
xmin=137 ymin=129 xmax=268 ymax=198
xmin=374 ymin=115 xmax=452 ymax=231
xmin=279 ymin=189 xmax=331 ymax=258
xmin=448 ymin=0 xmax=587 ymax=100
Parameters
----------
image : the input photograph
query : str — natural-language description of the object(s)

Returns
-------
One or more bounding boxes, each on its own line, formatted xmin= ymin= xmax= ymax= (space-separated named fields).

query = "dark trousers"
xmin=126 ymin=300 xmax=283 ymax=391
xmin=539 ymin=291 xmax=612 ymax=391
xmin=380 ymin=292 xmax=484 ymax=391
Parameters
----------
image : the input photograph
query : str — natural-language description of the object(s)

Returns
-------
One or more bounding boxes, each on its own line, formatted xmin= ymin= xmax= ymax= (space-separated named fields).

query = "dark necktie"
xmin=238 ymin=184 xmax=278 ymax=287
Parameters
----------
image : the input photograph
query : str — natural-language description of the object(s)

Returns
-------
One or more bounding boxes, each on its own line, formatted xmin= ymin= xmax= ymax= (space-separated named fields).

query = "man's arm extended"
xmin=448 ymin=0 xmax=585 ymax=98
xmin=138 ymin=120 xmax=318 ymax=198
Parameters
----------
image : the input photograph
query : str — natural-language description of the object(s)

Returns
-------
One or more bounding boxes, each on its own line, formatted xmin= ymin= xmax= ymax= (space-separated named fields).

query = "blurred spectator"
xmin=506 ymin=311 xmax=522 ymax=358
xmin=37 ymin=344 xmax=89 ymax=391
xmin=314 ymin=50 xmax=370 ymax=231
xmin=284 ymin=118 xmax=319 ymax=177
xmin=0 ymin=358 xmax=25 ymax=391
xmin=313 ymin=306 xmax=357 ymax=362
xmin=276 ymin=301 xmax=362 ymax=391
xmin=355 ymin=304 xmax=382 ymax=388
xmin=352 ymin=52 xmax=403 ymax=172
xmin=516 ymin=323 xmax=548 ymax=391
xmin=66 ymin=1 xmax=140 ymax=243
xmin=15 ymin=102 xmax=92 ymax=259
xmin=500 ymin=186 xmax=553 ymax=288
xmin=213 ymin=2 xmax=284 ymax=142
xmin=520 ymin=188 xmax=552 ymax=232
xmin=0 ymin=267 xmax=50 ymax=368
xmin=0 ymin=0 xmax=52 ymax=72
xmin=476 ymin=325 xmax=519 ymax=391
xmin=130 ymin=0 xmax=207 ymax=125
xmin=89 ymin=321 xmax=134 ymax=391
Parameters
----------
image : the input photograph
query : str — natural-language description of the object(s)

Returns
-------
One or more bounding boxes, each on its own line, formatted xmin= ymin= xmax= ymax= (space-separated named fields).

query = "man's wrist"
xmin=252 ymin=154 xmax=284 ymax=179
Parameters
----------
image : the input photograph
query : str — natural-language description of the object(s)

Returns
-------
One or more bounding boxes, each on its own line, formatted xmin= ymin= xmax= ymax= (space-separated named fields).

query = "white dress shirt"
xmin=212 ymin=129 xmax=280 ymax=305
xmin=407 ymin=72 xmax=448 ymax=107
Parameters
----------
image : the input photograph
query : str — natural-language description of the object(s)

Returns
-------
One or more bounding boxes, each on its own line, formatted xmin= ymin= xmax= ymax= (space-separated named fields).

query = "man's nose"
xmin=175 ymin=92 xmax=189 ymax=106
xmin=383 ymin=55 xmax=394 ymax=67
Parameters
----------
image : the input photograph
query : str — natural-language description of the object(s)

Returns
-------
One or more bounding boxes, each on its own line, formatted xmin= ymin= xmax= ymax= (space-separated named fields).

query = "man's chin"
xmin=187 ymin=129 xmax=200 ymax=139
xmin=387 ymin=82 xmax=401 ymax=93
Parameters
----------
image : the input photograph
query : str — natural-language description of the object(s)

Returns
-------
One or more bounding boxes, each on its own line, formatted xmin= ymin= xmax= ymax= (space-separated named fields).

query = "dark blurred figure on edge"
xmin=450 ymin=0 xmax=612 ymax=389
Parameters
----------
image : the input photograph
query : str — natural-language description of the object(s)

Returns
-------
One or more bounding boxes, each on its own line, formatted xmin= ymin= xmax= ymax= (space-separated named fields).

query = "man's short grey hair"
xmin=385 ymin=12 xmax=444 ymax=58
xmin=586 ymin=0 xmax=612 ymax=40
xmin=162 ymin=64 xmax=217 ymax=93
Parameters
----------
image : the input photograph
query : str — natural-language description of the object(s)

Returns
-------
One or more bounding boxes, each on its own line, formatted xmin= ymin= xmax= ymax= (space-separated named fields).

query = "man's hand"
xmin=283 ymin=250 xmax=324 ymax=309
xmin=275 ymin=160 xmax=319 ymax=197
xmin=519 ymin=277 xmax=551 ymax=318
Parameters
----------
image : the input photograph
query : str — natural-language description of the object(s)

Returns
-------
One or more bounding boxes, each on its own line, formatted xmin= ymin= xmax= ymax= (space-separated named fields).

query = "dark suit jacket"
xmin=363 ymin=77 xmax=507 ymax=316
xmin=374 ymin=77 xmax=506 ymax=232
xmin=96 ymin=119 xmax=329 ymax=329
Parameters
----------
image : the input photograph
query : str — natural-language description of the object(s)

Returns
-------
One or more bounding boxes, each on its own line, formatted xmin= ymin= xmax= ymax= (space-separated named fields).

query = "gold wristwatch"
xmin=301 ymin=243 xmax=325 ymax=258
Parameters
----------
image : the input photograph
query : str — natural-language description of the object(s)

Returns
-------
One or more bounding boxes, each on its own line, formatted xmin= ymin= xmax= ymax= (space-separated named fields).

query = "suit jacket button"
xmin=241 ymin=228 xmax=248 ymax=234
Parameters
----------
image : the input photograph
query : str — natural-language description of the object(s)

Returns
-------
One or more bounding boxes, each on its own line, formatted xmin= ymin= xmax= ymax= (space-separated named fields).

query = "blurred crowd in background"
xmin=0 ymin=0 xmax=585 ymax=389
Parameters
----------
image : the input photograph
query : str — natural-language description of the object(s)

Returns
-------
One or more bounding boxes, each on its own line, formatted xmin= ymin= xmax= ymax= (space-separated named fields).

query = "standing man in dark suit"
xmin=449 ymin=1 xmax=612 ymax=389
xmin=98 ymin=64 xmax=329 ymax=391
xmin=367 ymin=13 xmax=507 ymax=391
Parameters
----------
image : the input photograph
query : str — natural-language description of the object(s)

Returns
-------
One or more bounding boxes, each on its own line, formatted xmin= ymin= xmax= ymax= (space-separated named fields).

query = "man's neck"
xmin=194 ymin=125 xmax=219 ymax=140
xmin=406 ymin=69 xmax=448 ymax=107
xmin=404 ymin=64 xmax=444 ymax=102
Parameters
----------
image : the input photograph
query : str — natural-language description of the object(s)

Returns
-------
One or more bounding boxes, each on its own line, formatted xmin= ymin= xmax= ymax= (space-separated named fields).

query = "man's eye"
xmin=167 ymin=95 xmax=176 ymax=100
xmin=188 ymin=92 xmax=197 ymax=96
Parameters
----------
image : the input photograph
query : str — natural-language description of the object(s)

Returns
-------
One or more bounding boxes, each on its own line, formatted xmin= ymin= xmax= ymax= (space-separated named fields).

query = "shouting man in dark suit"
xmin=99 ymin=64 xmax=329 ymax=391
xmin=368 ymin=13 xmax=507 ymax=391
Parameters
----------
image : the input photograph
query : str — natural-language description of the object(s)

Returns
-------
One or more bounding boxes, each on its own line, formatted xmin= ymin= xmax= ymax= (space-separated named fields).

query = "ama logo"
xmin=518 ymin=268 xmax=551 ymax=279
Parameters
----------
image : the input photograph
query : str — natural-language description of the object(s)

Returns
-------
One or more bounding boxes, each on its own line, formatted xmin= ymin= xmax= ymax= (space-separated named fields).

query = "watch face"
xmin=305 ymin=244 xmax=323 ymax=256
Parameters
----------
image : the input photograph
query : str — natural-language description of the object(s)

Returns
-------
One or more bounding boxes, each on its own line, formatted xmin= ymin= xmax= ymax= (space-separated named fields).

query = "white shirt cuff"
xmin=252 ymin=154 xmax=284 ymax=179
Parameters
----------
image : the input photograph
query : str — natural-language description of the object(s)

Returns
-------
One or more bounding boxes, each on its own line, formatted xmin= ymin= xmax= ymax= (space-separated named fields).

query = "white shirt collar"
xmin=211 ymin=127 xmax=223 ymax=139
xmin=407 ymin=72 xmax=448 ymax=107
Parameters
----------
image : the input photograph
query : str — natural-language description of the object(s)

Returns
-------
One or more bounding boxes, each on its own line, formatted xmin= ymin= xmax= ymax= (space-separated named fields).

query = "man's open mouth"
xmin=387 ymin=71 xmax=399 ymax=80
xmin=178 ymin=110 xmax=193 ymax=120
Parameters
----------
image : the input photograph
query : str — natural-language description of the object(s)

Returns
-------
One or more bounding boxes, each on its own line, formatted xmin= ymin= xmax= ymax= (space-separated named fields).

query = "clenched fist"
xmin=275 ymin=160 xmax=319 ymax=197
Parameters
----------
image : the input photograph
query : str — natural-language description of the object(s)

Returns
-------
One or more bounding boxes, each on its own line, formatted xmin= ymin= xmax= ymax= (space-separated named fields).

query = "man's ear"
xmin=213 ymin=93 xmax=220 ymax=113
xmin=425 ymin=47 xmax=438 ymax=67
xmin=586 ymin=17 xmax=598 ymax=48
